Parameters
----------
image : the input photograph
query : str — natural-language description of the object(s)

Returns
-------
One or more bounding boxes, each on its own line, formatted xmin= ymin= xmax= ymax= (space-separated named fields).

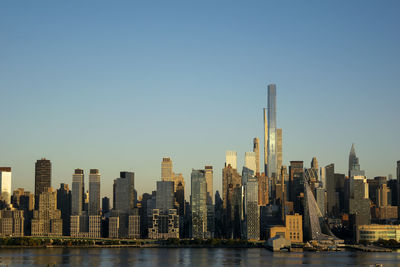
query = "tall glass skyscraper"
xmin=267 ymin=84 xmax=277 ymax=178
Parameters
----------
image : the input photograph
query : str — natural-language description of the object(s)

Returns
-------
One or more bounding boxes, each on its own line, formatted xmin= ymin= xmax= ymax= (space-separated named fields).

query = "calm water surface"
xmin=0 ymin=248 xmax=400 ymax=266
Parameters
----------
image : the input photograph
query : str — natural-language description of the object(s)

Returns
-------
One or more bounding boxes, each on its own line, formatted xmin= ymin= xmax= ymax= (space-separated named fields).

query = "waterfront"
xmin=0 ymin=248 xmax=400 ymax=266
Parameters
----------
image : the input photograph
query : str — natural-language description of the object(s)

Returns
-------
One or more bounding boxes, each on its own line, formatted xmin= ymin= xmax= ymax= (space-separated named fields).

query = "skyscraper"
xmin=222 ymin=164 xmax=242 ymax=238
xmin=225 ymin=151 xmax=237 ymax=169
xmin=71 ymin=169 xmax=84 ymax=215
xmin=114 ymin=171 xmax=135 ymax=213
xmin=89 ymin=169 xmax=100 ymax=215
xmin=57 ymin=183 xmax=71 ymax=236
xmin=241 ymin=167 xmax=259 ymax=240
xmin=0 ymin=167 xmax=12 ymax=204
xmin=276 ymin=129 xmax=283 ymax=173
xmin=191 ymin=169 xmax=207 ymax=238
xmin=397 ymin=161 xmax=400 ymax=215
xmin=34 ymin=158 xmax=51 ymax=205
xmin=325 ymin=164 xmax=336 ymax=216
xmin=156 ymin=181 xmax=174 ymax=212
xmin=253 ymin=138 xmax=260 ymax=175
xmin=348 ymin=144 xmax=365 ymax=177
xmin=263 ymin=108 xmax=268 ymax=174
xmin=161 ymin=158 xmax=173 ymax=181
xmin=205 ymin=166 xmax=213 ymax=204
xmin=267 ymin=84 xmax=277 ymax=178
xmin=244 ymin=152 xmax=257 ymax=174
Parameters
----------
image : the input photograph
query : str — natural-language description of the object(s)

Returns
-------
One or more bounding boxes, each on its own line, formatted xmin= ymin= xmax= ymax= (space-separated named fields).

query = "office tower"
xmin=71 ymin=169 xmax=84 ymax=215
xmin=161 ymin=158 xmax=173 ymax=181
xmin=225 ymin=151 xmax=237 ymax=169
xmin=222 ymin=165 xmax=241 ymax=238
xmin=175 ymin=181 xmax=185 ymax=237
xmin=253 ymin=138 xmax=260 ymax=174
xmin=325 ymin=164 xmax=336 ymax=216
xmin=156 ymin=181 xmax=174 ymax=212
xmin=191 ymin=169 xmax=208 ymax=238
xmin=89 ymin=169 xmax=100 ymax=215
xmin=242 ymin=167 xmax=259 ymax=240
xmin=114 ymin=172 xmax=135 ymax=213
xmin=34 ymin=159 xmax=51 ymax=209
xmin=263 ymin=108 xmax=268 ymax=173
xmin=244 ymin=152 xmax=257 ymax=174
xmin=257 ymin=173 xmax=269 ymax=206
xmin=214 ymin=191 xmax=223 ymax=238
xmin=109 ymin=171 xmax=136 ymax=239
xmin=31 ymin=187 xmax=63 ymax=236
xmin=348 ymin=144 xmax=365 ymax=177
xmin=267 ymin=84 xmax=277 ymax=178
xmin=289 ymin=161 xmax=304 ymax=213
xmin=320 ymin=167 xmax=326 ymax=189
xmin=377 ymin=184 xmax=390 ymax=207
xmin=0 ymin=167 xmax=12 ymax=204
xmin=57 ymin=183 xmax=71 ymax=236
xmin=368 ymin=176 xmax=387 ymax=205
xmin=387 ymin=179 xmax=398 ymax=209
xmin=161 ymin=158 xmax=185 ymax=193
xmin=205 ymin=166 xmax=213 ymax=204
xmin=349 ymin=176 xmax=371 ymax=226
xmin=102 ymin=197 xmax=110 ymax=214
xmin=277 ymin=129 xmax=283 ymax=173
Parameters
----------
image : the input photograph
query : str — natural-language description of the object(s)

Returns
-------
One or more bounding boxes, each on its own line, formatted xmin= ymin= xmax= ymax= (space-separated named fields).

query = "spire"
xmin=350 ymin=143 xmax=356 ymax=155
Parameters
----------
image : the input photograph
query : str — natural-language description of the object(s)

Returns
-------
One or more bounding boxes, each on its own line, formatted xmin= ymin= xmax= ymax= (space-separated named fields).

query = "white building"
xmin=0 ymin=168 xmax=12 ymax=204
xmin=244 ymin=152 xmax=257 ymax=174
xmin=225 ymin=151 xmax=237 ymax=169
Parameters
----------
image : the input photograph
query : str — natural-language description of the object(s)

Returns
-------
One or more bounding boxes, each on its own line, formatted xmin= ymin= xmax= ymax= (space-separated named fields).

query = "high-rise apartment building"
xmin=0 ymin=206 xmax=24 ymax=237
xmin=267 ymin=84 xmax=277 ymax=178
xmin=89 ymin=169 xmax=100 ymax=215
xmin=244 ymin=152 xmax=257 ymax=174
xmin=191 ymin=169 xmax=208 ymax=238
xmin=253 ymin=138 xmax=260 ymax=174
xmin=114 ymin=172 xmax=135 ymax=213
xmin=276 ymin=129 xmax=283 ymax=173
xmin=225 ymin=151 xmax=237 ymax=169
xmin=71 ymin=169 xmax=84 ymax=215
xmin=325 ymin=164 xmax=336 ymax=216
xmin=57 ymin=183 xmax=71 ymax=236
xmin=242 ymin=167 xmax=259 ymax=240
xmin=205 ymin=166 xmax=213 ymax=205
xmin=0 ymin=167 xmax=12 ymax=204
xmin=31 ymin=187 xmax=63 ymax=236
xmin=263 ymin=108 xmax=268 ymax=174
xmin=222 ymin=165 xmax=242 ymax=238
xmin=289 ymin=161 xmax=304 ymax=213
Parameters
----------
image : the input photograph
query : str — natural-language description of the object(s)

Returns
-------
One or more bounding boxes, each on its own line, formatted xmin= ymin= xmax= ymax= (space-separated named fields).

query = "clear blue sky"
xmin=1 ymin=1 xmax=399 ymax=200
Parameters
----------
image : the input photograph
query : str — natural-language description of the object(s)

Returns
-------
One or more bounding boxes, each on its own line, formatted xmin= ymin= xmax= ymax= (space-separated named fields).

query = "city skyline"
xmin=1 ymin=1 xmax=400 ymax=200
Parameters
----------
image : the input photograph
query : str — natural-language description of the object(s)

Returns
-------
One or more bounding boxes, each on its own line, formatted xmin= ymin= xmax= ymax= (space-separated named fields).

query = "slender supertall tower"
xmin=263 ymin=108 xmax=268 ymax=174
xmin=267 ymin=84 xmax=277 ymax=178
xmin=253 ymin=138 xmax=260 ymax=175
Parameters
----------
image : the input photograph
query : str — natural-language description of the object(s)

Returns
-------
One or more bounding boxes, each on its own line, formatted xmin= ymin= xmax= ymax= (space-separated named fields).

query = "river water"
xmin=0 ymin=248 xmax=399 ymax=266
